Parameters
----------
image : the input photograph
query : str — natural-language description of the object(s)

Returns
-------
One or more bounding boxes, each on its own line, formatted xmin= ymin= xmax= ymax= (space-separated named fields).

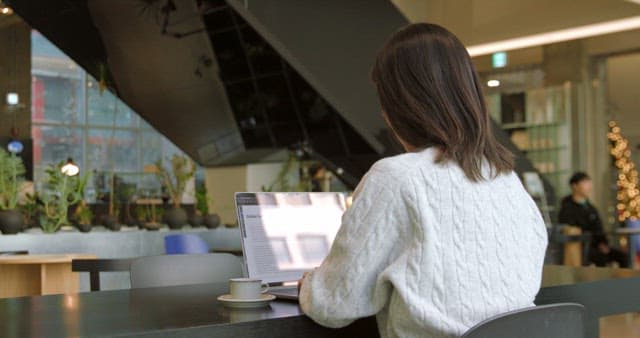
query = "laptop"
xmin=235 ymin=192 xmax=346 ymax=300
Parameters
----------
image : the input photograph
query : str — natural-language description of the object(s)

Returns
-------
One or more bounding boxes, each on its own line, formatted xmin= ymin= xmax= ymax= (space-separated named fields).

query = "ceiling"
xmin=392 ymin=0 xmax=640 ymax=46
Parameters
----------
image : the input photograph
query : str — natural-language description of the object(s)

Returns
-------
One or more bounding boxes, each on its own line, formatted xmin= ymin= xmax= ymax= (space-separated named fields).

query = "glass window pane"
xmin=31 ymin=31 xmax=84 ymax=125
xmin=30 ymin=31 xmax=195 ymax=192
xmin=32 ymin=125 xmax=83 ymax=184
xmin=87 ymin=129 xmax=138 ymax=173
xmin=141 ymin=132 xmax=162 ymax=167
xmin=87 ymin=79 xmax=138 ymax=128
xmin=31 ymin=75 xmax=83 ymax=124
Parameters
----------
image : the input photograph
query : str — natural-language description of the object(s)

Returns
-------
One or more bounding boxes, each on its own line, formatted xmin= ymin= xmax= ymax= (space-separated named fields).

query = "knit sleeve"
xmin=299 ymin=161 xmax=414 ymax=328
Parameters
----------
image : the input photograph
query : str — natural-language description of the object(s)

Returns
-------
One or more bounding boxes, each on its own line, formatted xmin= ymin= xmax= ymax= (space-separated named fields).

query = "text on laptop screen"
xmin=236 ymin=192 xmax=346 ymax=283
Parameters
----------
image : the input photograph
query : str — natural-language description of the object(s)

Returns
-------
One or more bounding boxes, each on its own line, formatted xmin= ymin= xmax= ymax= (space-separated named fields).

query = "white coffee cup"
xmin=229 ymin=278 xmax=269 ymax=300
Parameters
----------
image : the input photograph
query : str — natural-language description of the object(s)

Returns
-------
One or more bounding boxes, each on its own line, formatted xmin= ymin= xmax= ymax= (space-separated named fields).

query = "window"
xmin=31 ymin=31 xmax=191 ymax=197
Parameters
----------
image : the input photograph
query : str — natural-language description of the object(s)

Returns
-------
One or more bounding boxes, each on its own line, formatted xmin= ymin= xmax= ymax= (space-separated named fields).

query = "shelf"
xmin=501 ymin=121 xmax=565 ymax=130
xmin=539 ymin=170 xmax=571 ymax=176
xmin=522 ymin=146 xmax=568 ymax=153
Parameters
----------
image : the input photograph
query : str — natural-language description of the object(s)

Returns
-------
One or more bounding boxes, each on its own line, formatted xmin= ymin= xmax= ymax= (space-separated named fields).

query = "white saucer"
xmin=217 ymin=294 xmax=276 ymax=308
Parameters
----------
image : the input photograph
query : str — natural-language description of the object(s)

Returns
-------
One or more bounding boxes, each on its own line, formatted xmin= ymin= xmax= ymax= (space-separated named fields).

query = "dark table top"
xmin=0 ymin=281 xmax=376 ymax=338
xmin=2 ymin=265 xmax=640 ymax=338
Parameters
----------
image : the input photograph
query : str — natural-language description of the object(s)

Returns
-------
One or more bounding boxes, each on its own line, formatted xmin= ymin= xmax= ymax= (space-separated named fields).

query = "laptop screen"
xmin=235 ymin=192 xmax=346 ymax=283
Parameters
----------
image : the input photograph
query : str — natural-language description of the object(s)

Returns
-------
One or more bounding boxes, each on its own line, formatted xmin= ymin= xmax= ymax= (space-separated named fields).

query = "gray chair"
xmin=462 ymin=303 xmax=585 ymax=338
xmin=130 ymin=254 xmax=243 ymax=289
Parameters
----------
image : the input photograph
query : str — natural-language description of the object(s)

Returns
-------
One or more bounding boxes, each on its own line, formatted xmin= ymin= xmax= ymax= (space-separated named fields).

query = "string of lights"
xmin=608 ymin=120 xmax=640 ymax=221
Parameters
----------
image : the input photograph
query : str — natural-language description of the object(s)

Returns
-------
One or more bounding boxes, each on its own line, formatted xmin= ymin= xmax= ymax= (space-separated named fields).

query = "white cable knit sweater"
xmin=299 ymin=148 xmax=548 ymax=338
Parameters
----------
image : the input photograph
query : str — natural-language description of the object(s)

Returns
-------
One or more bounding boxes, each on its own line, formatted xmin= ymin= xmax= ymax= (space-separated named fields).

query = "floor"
xmin=601 ymin=314 xmax=640 ymax=338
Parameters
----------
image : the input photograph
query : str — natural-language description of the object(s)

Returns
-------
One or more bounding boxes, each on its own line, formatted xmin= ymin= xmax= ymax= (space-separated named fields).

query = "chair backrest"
xmin=164 ymin=234 xmax=209 ymax=254
xmin=130 ymin=254 xmax=243 ymax=288
xmin=462 ymin=303 xmax=585 ymax=338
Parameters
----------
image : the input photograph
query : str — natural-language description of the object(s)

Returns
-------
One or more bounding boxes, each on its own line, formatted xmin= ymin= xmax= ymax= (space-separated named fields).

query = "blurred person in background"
xmin=558 ymin=172 xmax=629 ymax=267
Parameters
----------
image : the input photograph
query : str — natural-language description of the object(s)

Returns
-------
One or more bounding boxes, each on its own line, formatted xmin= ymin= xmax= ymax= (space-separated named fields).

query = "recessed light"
xmin=487 ymin=80 xmax=500 ymax=87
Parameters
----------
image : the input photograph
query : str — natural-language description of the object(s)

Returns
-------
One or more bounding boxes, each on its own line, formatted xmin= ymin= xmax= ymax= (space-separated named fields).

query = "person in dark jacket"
xmin=558 ymin=172 xmax=629 ymax=267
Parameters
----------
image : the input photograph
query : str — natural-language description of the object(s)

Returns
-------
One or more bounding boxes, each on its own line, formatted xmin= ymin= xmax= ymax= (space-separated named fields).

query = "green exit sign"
xmin=492 ymin=52 xmax=507 ymax=68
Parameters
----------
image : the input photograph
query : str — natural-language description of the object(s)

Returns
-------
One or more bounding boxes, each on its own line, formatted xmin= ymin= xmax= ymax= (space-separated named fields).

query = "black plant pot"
xmin=203 ymin=214 xmax=221 ymax=229
xmin=188 ymin=214 xmax=203 ymax=227
xmin=124 ymin=216 xmax=137 ymax=227
xmin=165 ymin=207 xmax=187 ymax=229
xmin=144 ymin=222 xmax=161 ymax=231
xmin=0 ymin=209 xmax=24 ymax=234
xmin=102 ymin=215 xmax=120 ymax=231
xmin=76 ymin=223 xmax=92 ymax=233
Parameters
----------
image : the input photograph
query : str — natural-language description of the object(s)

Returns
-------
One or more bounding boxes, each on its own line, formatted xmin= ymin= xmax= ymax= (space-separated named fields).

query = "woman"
xmin=298 ymin=23 xmax=548 ymax=338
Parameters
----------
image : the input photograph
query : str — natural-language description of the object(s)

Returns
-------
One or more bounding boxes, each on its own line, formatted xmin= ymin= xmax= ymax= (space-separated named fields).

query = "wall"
xmin=205 ymin=166 xmax=248 ymax=225
xmin=0 ymin=18 xmax=30 ymax=139
xmin=204 ymin=162 xmax=291 ymax=225
xmin=245 ymin=163 xmax=287 ymax=192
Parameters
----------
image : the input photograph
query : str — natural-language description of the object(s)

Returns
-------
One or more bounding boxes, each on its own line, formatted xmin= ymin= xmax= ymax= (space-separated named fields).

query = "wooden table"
xmin=0 ymin=254 xmax=96 ymax=298
xmin=0 ymin=265 xmax=638 ymax=337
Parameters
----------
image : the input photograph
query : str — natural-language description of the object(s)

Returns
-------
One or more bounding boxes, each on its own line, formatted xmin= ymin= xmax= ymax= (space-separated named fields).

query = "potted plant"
xmin=101 ymin=174 xmax=120 ymax=231
xmin=155 ymin=155 xmax=195 ymax=229
xmin=0 ymin=148 xmax=26 ymax=234
xmin=196 ymin=185 xmax=220 ymax=229
xmin=20 ymin=192 xmax=40 ymax=229
xmin=70 ymin=172 xmax=92 ymax=232
xmin=189 ymin=185 xmax=206 ymax=227
xmin=119 ymin=184 xmax=137 ymax=226
xmin=74 ymin=201 xmax=94 ymax=233
xmin=39 ymin=162 xmax=83 ymax=233
xmin=135 ymin=202 xmax=163 ymax=231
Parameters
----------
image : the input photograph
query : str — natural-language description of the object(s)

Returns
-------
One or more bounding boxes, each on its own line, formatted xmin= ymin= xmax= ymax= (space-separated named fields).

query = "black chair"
xmin=462 ymin=303 xmax=585 ymax=338
xmin=72 ymin=258 xmax=134 ymax=291
xmin=129 ymin=254 xmax=243 ymax=289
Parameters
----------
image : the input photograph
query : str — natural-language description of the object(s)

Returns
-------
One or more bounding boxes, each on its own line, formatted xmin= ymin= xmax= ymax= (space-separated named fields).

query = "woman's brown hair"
xmin=372 ymin=23 xmax=514 ymax=181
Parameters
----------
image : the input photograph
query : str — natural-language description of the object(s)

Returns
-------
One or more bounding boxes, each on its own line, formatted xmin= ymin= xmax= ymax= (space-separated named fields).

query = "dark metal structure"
xmin=7 ymin=0 xmax=543 ymax=190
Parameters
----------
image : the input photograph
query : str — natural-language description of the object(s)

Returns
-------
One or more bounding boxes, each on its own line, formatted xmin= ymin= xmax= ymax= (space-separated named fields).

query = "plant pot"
xmin=135 ymin=218 xmax=146 ymax=229
xmin=76 ymin=223 xmax=92 ymax=233
xmin=165 ymin=207 xmax=187 ymax=229
xmin=0 ymin=209 xmax=24 ymax=234
xmin=144 ymin=222 xmax=161 ymax=231
xmin=188 ymin=214 xmax=203 ymax=227
xmin=124 ymin=216 xmax=137 ymax=227
xmin=102 ymin=215 xmax=120 ymax=231
xmin=203 ymin=213 xmax=221 ymax=229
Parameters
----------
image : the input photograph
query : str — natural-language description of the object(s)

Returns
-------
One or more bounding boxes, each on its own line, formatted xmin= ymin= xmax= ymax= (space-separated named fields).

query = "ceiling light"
xmin=487 ymin=80 xmax=500 ymax=87
xmin=61 ymin=158 xmax=80 ymax=177
xmin=467 ymin=16 xmax=640 ymax=56
xmin=6 ymin=93 xmax=18 ymax=105
xmin=0 ymin=6 xmax=12 ymax=15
